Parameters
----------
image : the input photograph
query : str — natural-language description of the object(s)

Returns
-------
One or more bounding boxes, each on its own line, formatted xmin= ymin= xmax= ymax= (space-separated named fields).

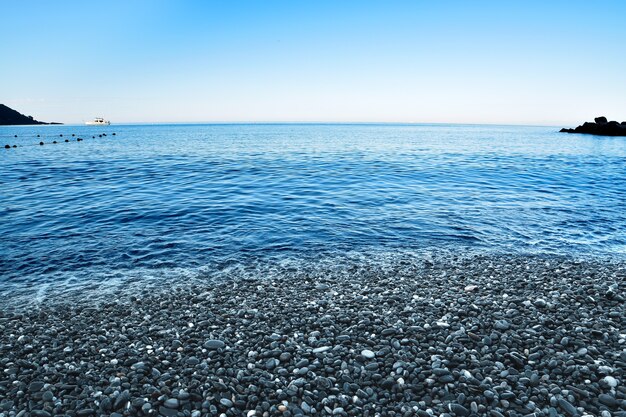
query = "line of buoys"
xmin=2 ymin=132 xmax=117 ymax=138
xmin=4 ymin=132 xmax=116 ymax=149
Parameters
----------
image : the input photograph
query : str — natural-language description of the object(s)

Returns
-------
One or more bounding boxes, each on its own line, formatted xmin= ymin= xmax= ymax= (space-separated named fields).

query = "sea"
xmin=1 ymin=123 xmax=625 ymax=304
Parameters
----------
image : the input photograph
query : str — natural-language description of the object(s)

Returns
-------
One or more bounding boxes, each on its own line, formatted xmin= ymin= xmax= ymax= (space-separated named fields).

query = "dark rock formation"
xmin=0 ymin=104 xmax=61 ymax=125
xmin=560 ymin=116 xmax=626 ymax=136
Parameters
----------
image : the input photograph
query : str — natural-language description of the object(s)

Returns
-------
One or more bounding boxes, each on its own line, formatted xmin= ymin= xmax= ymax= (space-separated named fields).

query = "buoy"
xmin=65 ymin=139 xmax=69 ymax=142
xmin=14 ymin=135 xmax=17 ymax=138
xmin=37 ymin=134 xmax=40 ymax=137
xmin=98 ymin=134 xmax=102 ymax=137
xmin=39 ymin=141 xmax=44 ymax=146
xmin=4 ymin=144 xmax=10 ymax=149
xmin=60 ymin=134 xmax=63 ymax=137
xmin=72 ymin=134 xmax=75 ymax=137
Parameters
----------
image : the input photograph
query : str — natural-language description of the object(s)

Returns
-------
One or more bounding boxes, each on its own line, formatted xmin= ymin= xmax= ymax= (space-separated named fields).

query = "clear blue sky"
xmin=1 ymin=1 xmax=625 ymax=125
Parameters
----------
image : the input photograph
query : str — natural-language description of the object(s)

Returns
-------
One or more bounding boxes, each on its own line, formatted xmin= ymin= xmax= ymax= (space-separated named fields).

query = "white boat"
xmin=85 ymin=117 xmax=110 ymax=126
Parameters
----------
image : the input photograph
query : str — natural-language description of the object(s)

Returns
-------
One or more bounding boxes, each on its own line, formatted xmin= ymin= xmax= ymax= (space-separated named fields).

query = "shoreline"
xmin=0 ymin=254 xmax=624 ymax=416
xmin=2 ymin=250 xmax=625 ymax=311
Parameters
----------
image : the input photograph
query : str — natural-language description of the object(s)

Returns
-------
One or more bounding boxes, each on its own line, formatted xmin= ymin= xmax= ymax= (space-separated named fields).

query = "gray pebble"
xmin=204 ymin=339 xmax=226 ymax=350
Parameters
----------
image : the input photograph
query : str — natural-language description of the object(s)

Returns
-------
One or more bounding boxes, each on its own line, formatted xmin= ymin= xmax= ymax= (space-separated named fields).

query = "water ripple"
xmin=1 ymin=123 xmax=626 ymax=292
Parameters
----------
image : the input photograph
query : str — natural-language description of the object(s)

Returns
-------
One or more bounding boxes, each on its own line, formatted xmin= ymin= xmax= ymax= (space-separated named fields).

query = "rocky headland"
xmin=0 ymin=104 xmax=60 ymax=125
xmin=0 ymin=254 xmax=624 ymax=417
xmin=560 ymin=117 xmax=626 ymax=136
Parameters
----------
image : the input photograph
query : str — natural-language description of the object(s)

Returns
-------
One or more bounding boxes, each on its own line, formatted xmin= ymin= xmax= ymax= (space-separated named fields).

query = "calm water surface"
xmin=1 ymin=124 xmax=625 ymax=298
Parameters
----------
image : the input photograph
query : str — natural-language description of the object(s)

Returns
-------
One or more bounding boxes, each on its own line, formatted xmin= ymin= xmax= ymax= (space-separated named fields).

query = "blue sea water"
xmin=1 ymin=123 xmax=625 ymax=300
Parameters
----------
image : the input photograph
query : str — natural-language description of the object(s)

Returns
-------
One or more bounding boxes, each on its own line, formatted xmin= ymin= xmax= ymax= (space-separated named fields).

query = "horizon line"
xmin=24 ymin=120 xmax=565 ymax=128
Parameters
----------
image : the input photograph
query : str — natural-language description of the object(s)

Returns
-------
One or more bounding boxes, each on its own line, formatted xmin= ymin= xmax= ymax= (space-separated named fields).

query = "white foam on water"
xmin=1 ymin=247 xmax=623 ymax=312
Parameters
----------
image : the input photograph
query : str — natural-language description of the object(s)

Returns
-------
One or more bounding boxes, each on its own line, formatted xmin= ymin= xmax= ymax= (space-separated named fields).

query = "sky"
xmin=1 ymin=0 xmax=625 ymax=125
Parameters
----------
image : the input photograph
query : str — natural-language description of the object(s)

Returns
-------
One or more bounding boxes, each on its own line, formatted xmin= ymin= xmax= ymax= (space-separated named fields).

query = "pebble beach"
xmin=3 ymin=2 xmax=626 ymax=417
xmin=1 ymin=254 xmax=624 ymax=417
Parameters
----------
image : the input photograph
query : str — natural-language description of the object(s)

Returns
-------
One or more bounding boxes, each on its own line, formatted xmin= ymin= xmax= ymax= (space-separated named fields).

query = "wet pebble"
xmin=361 ymin=349 xmax=375 ymax=359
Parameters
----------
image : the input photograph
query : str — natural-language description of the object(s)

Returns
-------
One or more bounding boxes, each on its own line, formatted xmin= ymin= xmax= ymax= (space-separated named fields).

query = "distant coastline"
xmin=0 ymin=104 xmax=61 ymax=125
